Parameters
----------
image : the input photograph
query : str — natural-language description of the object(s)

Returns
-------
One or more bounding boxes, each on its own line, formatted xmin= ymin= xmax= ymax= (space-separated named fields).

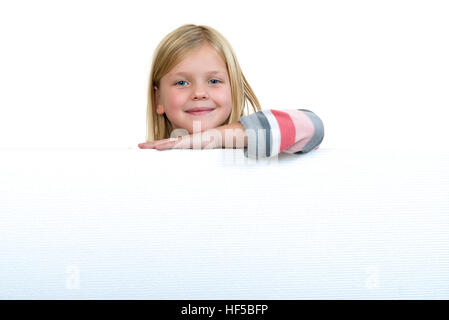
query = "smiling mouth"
xmin=185 ymin=108 xmax=216 ymax=116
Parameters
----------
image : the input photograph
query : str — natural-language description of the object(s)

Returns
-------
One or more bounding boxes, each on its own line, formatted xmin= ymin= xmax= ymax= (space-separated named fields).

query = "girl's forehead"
xmin=173 ymin=45 xmax=226 ymax=71
xmin=166 ymin=65 xmax=228 ymax=81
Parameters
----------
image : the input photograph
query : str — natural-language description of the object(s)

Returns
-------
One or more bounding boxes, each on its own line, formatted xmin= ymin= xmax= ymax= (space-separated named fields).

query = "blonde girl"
xmin=138 ymin=24 xmax=324 ymax=159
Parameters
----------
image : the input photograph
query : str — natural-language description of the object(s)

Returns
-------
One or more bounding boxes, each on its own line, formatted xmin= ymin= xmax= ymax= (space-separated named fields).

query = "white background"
xmin=1 ymin=0 xmax=449 ymax=299
xmin=0 ymin=0 xmax=448 ymax=150
xmin=2 ymin=148 xmax=448 ymax=298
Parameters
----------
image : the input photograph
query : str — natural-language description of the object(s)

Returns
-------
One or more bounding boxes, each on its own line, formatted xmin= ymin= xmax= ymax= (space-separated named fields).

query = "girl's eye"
xmin=174 ymin=79 xmax=221 ymax=86
xmin=175 ymin=80 xmax=188 ymax=86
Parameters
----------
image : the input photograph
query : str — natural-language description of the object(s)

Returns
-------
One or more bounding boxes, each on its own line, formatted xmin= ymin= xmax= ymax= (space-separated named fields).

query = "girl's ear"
xmin=156 ymin=105 xmax=165 ymax=115
xmin=154 ymin=86 xmax=165 ymax=115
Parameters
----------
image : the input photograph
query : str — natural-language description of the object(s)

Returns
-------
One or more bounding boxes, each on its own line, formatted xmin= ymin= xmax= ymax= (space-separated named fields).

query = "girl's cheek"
xmin=168 ymin=90 xmax=189 ymax=110
xmin=216 ymin=86 xmax=233 ymax=110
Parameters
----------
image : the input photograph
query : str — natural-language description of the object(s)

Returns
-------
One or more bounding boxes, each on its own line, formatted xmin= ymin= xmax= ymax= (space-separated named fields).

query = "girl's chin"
xmin=186 ymin=121 xmax=218 ymax=133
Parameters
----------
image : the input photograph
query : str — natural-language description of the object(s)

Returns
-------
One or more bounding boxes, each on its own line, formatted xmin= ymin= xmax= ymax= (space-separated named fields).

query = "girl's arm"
xmin=138 ymin=122 xmax=247 ymax=150
xmin=237 ymin=109 xmax=324 ymax=159
xmin=138 ymin=109 xmax=324 ymax=158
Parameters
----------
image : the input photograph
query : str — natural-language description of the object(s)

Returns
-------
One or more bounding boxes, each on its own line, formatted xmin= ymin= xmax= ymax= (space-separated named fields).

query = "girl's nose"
xmin=192 ymin=88 xmax=208 ymax=100
xmin=193 ymin=94 xmax=207 ymax=100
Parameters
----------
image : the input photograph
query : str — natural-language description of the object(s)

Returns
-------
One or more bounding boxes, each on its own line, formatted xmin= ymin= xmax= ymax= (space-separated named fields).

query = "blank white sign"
xmin=1 ymin=147 xmax=448 ymax=299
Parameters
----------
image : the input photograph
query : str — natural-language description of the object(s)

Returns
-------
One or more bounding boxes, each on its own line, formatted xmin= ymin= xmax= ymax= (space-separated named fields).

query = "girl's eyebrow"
xmin=172 ymin=70 xmax=224 ymax=77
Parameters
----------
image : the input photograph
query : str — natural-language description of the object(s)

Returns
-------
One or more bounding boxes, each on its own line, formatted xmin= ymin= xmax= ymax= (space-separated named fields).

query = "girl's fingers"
xmin=140 ymin=133 xmax=218 ymax=150
xmin=138 ymin=142 xmax=159 ymax=148
xmin=138 ymin=143 xmax=152 ymax=148
xmin=138 ymin=138 xmax=180 ymax=149
xmin=157 ymin=137 xmax=191 ymax=150
xmin=157 ymin=136 xmax=216 ymax=150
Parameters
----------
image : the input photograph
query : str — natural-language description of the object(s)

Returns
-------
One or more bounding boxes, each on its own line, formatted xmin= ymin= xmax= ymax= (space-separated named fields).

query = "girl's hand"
xmin=138 ymin=122 xmax=247 ymax=151
xmin=138 ymin=131 xmax=220 ymax=151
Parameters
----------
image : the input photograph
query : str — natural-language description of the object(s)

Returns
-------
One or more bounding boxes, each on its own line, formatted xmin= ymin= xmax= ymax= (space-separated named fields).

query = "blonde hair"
xmin=145 ymin=24 xmax=262 ymax=142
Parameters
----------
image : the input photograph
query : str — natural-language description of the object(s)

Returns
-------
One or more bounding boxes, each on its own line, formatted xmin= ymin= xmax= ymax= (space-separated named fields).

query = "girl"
xmin=138 ymin=24 xmax=324 ymax=159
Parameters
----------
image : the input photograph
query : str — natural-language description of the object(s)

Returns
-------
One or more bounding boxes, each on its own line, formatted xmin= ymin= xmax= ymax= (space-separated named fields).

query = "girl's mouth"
xmin=185 ymin=108 xmax=216 ymax=116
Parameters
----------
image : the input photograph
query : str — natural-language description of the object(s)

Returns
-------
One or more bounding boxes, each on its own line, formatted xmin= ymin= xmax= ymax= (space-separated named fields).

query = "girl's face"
xmin=154 ymin=43 xmax=233 ymax=134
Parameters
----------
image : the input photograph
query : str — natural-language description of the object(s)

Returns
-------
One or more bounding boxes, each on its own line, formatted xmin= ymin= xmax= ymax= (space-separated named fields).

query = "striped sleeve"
xmin=237 ymin=109 xmax=324 ymax=159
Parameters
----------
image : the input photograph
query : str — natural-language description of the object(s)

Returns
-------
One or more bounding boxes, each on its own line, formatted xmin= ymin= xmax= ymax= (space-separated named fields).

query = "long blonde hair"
xmin=145 ymin=24 xmax=262 ymax=142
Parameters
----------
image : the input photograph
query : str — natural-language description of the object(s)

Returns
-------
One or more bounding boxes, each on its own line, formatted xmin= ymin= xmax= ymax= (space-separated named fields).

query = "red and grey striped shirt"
xmin=238 ymin=109 xmax=324 ymax=159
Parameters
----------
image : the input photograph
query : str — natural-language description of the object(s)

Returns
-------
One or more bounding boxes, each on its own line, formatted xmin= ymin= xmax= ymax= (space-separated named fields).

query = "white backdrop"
xmin=0 ymin=0 xmax=448 ymax=150
xmin=1 ymin=0 xmax=449 ymax=300
xmin=1 ymin=147 xmax=449 ymax=299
